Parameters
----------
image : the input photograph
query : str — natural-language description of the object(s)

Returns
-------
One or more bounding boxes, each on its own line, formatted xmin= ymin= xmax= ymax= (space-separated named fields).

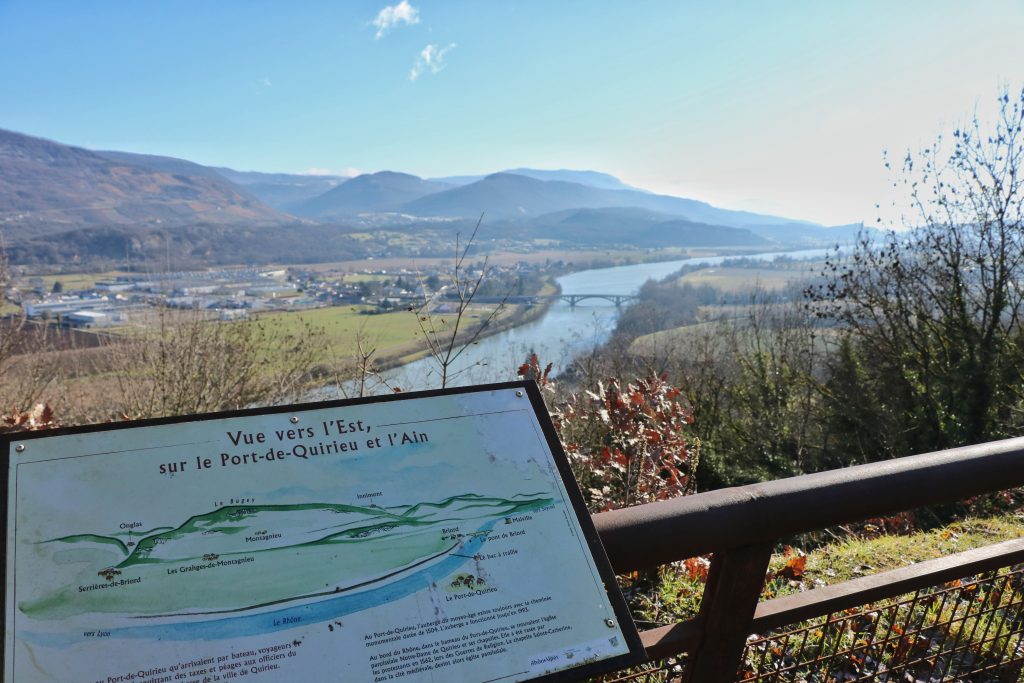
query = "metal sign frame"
xmin=2 ymin=380 xmax=645 ymax=683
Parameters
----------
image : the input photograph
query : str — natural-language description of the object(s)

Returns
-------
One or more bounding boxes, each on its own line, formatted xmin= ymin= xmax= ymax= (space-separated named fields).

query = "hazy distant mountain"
xmin=405 ymin=173 xmax=594 ymax=218
xmin=97 ymin=150 xmax=236 ymax=183
xmin=0 ymin=128 xmax=851 ymax=268
xmin=4 ymin=223 xmax=372 ymax=269
xmin=534 ymin=206 xmax=667 ymax=228
xmin=96 ymin=151 xmax=351 ymax=211
xmin=403 ymin=173 xmax=808 ymax=228
xmin=212 ymin=167 xmax=351 ymax=210
xmin=528 ymin=207 xmax=870 ymax=248
xmin=433 ymin=168 xmax=643 ymax=192
xmin=527 ymin=207 xmax=770 ymax=247
xmin=0 ymin=129 xmax=286 ymax=236
xmin=742 ymin=222 xmax=869 ymax=246
xmin=292 ymin=171 xmax=453 ymax=218
xmin=649 ymin=219 xmax=771 ymax=247
xmin=429 ymin=174 xmax=482 ymax=187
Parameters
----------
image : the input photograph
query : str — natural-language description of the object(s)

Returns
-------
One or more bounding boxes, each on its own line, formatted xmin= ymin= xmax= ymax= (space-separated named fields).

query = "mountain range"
xmin=0 ymin=130 xmax=286 ymax=236
xmin=294 ymin=171 xmax=454 ymax=217
xmin=0 ymin=128 xmax=865 ymax=266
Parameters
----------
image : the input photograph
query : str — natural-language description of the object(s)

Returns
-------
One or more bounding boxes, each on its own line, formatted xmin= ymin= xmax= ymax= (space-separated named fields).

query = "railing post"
xmin=683 ymin=543 xmax=773 ymax=683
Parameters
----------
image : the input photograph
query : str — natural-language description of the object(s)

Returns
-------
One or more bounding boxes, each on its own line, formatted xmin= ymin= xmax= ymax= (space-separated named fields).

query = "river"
xmin=365 ymin=248 xmax=828 ymax=392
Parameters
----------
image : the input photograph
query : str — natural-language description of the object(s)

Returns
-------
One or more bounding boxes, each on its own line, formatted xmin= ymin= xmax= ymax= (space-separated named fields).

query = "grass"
xmin=21 ymin=277 xmax=543 ymax=420
xmin=254 ymin=301 xmax=521 ymax=369
xmin=627 ymin=311 xmax=838 ymax=358
xmin=21 ymin=270 xmax=132 ymax=292
xmin=616 ymin=514 xmax=1024 ymax=682
xmin=620 ymin=513 xmax=1024 ymax=678
xmin=99 ymin=304 xmax=466 ymax=365
xmin=632 ymin=512 xmax=1024 ymax=628
xmin=32 ymin=299 xmax=526 ymax=421
xmin=673 ymin=266 xmax=804 ymax=293
xmin=770 ymin=514 xmax=1024 ymax=595
xmin=627 ymin=320 xmax=721 ymax=357
xmin=752 ymin=515 xmax=1024 ymax=679
xmin=257 ymin=305 xmax=443 ymax=357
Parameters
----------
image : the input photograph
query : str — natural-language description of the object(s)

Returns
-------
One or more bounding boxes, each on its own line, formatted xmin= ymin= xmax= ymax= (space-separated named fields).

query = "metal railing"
xmin=590 ymin=436 xmax=1024 ymax=682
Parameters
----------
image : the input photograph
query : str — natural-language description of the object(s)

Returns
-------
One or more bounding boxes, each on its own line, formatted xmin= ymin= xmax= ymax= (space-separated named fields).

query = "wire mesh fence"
xmin=586 ymin=563 xmax=1024 ymax=683
xmin=738 ymin=564 xmax=1024 ymax=682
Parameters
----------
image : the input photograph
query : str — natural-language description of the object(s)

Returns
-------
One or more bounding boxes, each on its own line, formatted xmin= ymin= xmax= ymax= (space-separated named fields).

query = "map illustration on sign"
xmin=24 ymin=493 xmax=554 ymax=627
xmin=5 ymin=383 xmax=642 ymax=682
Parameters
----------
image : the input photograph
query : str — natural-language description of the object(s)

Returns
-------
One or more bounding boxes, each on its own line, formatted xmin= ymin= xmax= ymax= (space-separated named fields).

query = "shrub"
xmin=523 ymin=355 xmax=698 ymax=512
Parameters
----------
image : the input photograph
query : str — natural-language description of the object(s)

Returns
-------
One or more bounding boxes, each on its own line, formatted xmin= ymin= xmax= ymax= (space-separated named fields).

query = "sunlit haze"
xmin=1 ymin=1 xmax=1022 ymax=225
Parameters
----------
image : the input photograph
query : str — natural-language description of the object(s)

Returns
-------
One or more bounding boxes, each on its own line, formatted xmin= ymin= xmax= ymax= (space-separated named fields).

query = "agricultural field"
xmin=256 ymin=301 xmax=517 ymax=368
xmin=22 ymin=270 xmax=133 ymax=292
xmin=625 ymin=259 xmax=827 ymax=357
xmin=673 ymin=265 xmax=806 ymax=293
xmin=298 ymin=247 xmax=696 ymax=273
xmin=626 ymin=321 xmax=715 ymax=358
xmin=628 ymin=317 xmax=836 ymax=359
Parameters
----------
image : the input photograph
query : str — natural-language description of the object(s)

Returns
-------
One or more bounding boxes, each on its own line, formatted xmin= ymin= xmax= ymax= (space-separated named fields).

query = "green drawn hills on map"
xmin=22 ymin=493 xmax=553 ymax=620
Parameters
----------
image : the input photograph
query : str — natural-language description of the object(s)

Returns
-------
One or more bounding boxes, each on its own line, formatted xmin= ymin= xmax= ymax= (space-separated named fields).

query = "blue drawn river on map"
xmin=28 ymin=519 xmax=500 ymax=648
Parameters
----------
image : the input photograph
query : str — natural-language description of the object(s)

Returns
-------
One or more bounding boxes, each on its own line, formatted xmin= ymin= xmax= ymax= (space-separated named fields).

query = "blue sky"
xmin=1 ymin=1 xmax=1022 ymax=225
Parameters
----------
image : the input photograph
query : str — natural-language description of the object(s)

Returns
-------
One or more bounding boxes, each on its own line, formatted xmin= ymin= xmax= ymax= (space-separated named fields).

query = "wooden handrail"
xmin=587 ymin=436 xmax=1024 ymax=682
xmin=593 ymin=436 xmax=1024 ymax=573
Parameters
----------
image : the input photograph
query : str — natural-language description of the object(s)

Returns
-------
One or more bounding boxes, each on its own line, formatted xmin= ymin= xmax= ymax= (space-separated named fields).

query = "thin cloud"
xmin=373 ymin=1 xmax=419 ymax=39
xmin=301 ymin=167 xmax=362 ymax=178
xmin=409 ymin=43 xmax=456 ymax=81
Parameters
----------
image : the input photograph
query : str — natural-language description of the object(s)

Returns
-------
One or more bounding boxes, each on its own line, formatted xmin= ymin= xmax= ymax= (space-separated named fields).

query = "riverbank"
xmin=370 ymin=280 xmax=562 ymax=373
xmin=346 ymin=245 xmax=801 ymax=375
xmin=372 ymin=247 xmax=833 ymax=392
xmin=362 ymin=245 xmax=812 ymax=373
xmin=299 ymin=244 xmax=800 ymax=275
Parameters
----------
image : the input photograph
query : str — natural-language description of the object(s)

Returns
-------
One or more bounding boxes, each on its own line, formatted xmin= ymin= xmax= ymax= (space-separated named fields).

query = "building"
xmin=62 ymin=310 xmax=115 ymax=328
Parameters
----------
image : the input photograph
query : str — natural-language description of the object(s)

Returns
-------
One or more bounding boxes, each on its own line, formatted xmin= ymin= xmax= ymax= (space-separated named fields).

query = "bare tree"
xmin=344 ymin=325 xmax=394 ymax=398
xmin=414 ymin=217 xmax=509 ymax=387
xmin=107 ymin=308 xmax=327 ymax=419
xmin=0 ymin=241 xmax=68 ymax=414
xmin=807 ymin=87 xmax=1024 ymax=454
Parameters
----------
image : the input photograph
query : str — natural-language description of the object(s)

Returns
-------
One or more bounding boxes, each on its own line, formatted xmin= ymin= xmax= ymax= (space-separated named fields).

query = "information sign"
xmin=3 ymin=381 xmax=644 ymax=682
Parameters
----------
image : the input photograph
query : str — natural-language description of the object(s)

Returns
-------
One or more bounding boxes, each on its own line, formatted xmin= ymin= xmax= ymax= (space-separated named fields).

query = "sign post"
xmin=3 ymin=381 xmax=644 ymax=682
